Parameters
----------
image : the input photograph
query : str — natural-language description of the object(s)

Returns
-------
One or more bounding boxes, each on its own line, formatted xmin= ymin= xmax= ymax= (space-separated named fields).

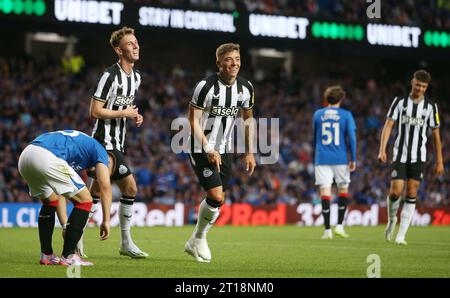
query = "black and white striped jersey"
xmin=190 ymin=73 xmax=254 ymax=154
xmin=387 ymin=95 xmax=440 ymax=163
xmin=91 ymin=63 xmax=141 ymax=152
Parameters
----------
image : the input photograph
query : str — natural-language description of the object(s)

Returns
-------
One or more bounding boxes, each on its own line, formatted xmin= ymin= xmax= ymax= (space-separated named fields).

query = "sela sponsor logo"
xmin=210 ymin=106 xmax=240 ymax=117
xmin=401 ymin=115 xmax=425 ymax=126
xmin=114 ymin=95 xmax=135 ymax=106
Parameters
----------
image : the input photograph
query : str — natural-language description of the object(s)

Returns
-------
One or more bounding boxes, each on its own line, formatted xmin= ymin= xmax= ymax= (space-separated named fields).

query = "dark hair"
xmin=413 ymin=69 xmax=431 ymax=83
xmin=324 ymin=85 xmax=346 ymax=104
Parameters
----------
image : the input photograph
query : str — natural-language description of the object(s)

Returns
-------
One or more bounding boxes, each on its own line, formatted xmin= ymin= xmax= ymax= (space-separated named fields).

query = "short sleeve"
xmin=190 ymin=80 xmax=209 ymax=109
xmin=92 ymin=72 xmax=113 ymax=102
xmin=386 ymin=97 xmax=401 ymax=121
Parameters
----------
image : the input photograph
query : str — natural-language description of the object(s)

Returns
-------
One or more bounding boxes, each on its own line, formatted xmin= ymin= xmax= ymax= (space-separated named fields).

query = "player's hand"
xmin=435 ymin=162 xmax=444 ymax=176
xmin=135 ymin=114 xmax=143 ymax=127
xmin=348 ymin=161 xmax=356 ymax=172
xmin=244 ymin=153 xmax=256 ymax=176
xmin=207 ymin=150 xmax=221 ymax=173
xmin=122 ymin=105 xmax=139 ymax=119
xmin=100 ymin=221 xmax=110 ymax=240
xmin=378 ymin=152 xmax=387 ymax=163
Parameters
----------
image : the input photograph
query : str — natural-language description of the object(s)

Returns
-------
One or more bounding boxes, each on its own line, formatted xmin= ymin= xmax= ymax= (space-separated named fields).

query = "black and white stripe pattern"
xmin=387 ymin=95 xmax=440 ymax=163
xmin=92 ymin=63 xmax=141 ymax=152
xmin=190 ymin=74 xmax=254 ymax=154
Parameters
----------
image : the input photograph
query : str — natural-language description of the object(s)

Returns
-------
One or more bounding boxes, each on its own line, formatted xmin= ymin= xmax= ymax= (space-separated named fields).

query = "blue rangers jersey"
xmin=31 ymin=130 xmax=109 ymax=172
xmin=313 ymin=107 xmax=357 ymax=165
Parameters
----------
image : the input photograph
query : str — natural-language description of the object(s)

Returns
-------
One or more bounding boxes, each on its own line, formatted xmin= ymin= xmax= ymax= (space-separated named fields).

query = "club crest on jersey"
xmin=114 ymin=95 xmax=135 ymax=106
xmin=119 ymin=165 xmax=128 ymax=175
xmin=401 ymin=115 xmax=425 ymax=126
xmin=211 ymin=106 xmax=240 ymax=117
xmin=203 ymin=168 xmax=213 ymax=177
xmin=391 ymin=170 xmax=397 ymax=178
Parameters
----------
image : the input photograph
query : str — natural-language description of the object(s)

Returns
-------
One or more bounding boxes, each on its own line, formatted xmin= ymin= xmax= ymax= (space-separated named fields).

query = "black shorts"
xmin=108 ymin=149 xmax=132 ymax=180
xmin=391 ymin=162 xmax=425 ymax=181
xmin=189 ymin=153 xmax=232 ymax=192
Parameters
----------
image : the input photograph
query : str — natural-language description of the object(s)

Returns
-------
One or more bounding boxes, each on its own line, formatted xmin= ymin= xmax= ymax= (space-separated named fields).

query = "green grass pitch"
xmin=1 ymin=226 xmax=449 ymax=278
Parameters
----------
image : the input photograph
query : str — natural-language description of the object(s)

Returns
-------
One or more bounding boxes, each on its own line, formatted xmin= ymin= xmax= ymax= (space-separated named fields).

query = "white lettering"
xmin=249 ymin=14 xmax=309 ymax=39
xmin=139 ymin=7 xmax=235 ymax=33
xmin=54 ymin=0 xmax=123 ymax=25
xmin=1 ymin=209 xmax=13 ymax=228
xmin=17 ymin=208 xmax=30 ymax=227
xmin=367 ymin=24 xmax=421 ymax=48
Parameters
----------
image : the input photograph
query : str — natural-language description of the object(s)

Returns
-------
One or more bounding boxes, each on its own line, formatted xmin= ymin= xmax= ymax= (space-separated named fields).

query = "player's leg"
xmin=335 ymin=186 xmax=350 ymax=238
xmin=75 ymin=173 xmax=101 ymax=258
xmin=385 ymin=179 xmax=404 ymax=241
xmin=115 ymin=173 xmax=148 ymax=258
xmin=18 ymin=144 xmax=60 ymax=265
xmin=384 ymin=162 xmax=406 ymax=241
xmin=185 ymin=153 xmax=227 ymax=262
xmin=105 ymin=150 xmax=147 ymax=258
xmin=333 ymin=165 xmax=351 ymax=238
xmin=59 ymin=187 xmax=93 ymax=266
xmin=395 ymin=163 xmax=422 ymax=245
xmin=38 ymin=194 xmax=61 ymax=265
xmin=315 ymin=165 xmax=333 ymax=239
xmin=185 ymin=186 xmax=223 ymax=262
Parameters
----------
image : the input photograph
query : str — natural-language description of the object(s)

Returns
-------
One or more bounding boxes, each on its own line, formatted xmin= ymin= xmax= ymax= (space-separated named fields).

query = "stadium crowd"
xmin=0 ymin=56 xmax=448 ymax=207
xmin=136 ymin=0 xmax=450 ymax=29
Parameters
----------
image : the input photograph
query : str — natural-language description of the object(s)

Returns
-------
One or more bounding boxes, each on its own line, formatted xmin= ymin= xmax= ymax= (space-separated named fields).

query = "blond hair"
xmin=110 ymin=26 xmax=135 ymax=48
xmin=216 ymin=43 xmax=240 ymax=62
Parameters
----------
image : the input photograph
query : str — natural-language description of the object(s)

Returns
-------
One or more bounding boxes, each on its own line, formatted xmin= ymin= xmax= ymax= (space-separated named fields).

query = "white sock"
xmin=194 ymin=199 xmax=220 ymax=239
xmin=336 ymin=224 xmax=343 ymax=230
xmin=119 ymin=198 xmax=134 ymax=247
xmin=76 ymin=199 xmax=99 ymax=252
xmin=387 ymin=195 xmax=401 ymax=222
xmin=396 ymin=198 xmax=416 ymax=240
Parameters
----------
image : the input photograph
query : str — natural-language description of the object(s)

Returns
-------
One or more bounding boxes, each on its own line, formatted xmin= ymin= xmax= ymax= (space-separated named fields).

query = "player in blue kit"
xmin=313 ymin=86 xmax=357 ymax=239
xmin=18 ymin=130 xmax=112 ymax=266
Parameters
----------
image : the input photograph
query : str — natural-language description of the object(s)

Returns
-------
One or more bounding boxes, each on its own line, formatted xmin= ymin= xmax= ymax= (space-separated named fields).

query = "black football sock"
xmin=62 ymin=202 xmax=92 ymax=258
xmin=321 ymin=196 xmax=331 ymax=230
xmin=337 ymin=194 xmax=349 ymax=225
xmin=38 ymin=203 xmax=57 ymax=255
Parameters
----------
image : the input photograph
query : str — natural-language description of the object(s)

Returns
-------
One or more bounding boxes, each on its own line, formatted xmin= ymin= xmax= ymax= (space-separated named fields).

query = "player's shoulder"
xmin=424 ymin=96 xmax=438 ymax=107
xmin=237 ymin=75 xmax=254 ymax=89
xmin=193 ymin=73 xmax=217 ymax=91
xmin=99 ymin=63 xmax=120 ymax=80
xmin=313 ymin=107 xmax=325 ymax=118
xmin=339 ymin=107 xmax=354 ymax=117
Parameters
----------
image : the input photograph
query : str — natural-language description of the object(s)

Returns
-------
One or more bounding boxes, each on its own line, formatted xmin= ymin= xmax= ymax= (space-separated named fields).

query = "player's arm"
xmin=378 ymin=118 xmax=395 ymax=163
xmin=90 ymin=98 xmax=139 ymax=120
xmin=431 ymin=128 xmax=444 ymax=175
xmin=56 ymin=196 xmax=68 ymax=238
xmin=95 ymin=162 xmax=112 ymax=240
xmin=347 ymin=114 xmax=357 ymax=172
xmin=242 ymin=108 xmax=256 ymax=176
xmin=188 ymin=104 xmax=222 ymax=171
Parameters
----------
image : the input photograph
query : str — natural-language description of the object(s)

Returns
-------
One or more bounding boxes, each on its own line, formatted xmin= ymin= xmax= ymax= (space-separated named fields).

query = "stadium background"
xmin=1 ymin=0 xmax=449 ymax=229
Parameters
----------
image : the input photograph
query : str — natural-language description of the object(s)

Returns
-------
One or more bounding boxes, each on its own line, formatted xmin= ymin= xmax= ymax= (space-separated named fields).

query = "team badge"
xmin=203 ymin=168 xmax=213 ymax=178
xmin=119 ymin=165 xmax=128 ymax=175
xmin=391 ymin=170 xmax=397 ymax=178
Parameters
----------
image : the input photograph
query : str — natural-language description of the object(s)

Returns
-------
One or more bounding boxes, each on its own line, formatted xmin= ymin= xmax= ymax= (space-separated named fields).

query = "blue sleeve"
xmin=312 ymin=112 xmax=317 ymax=157
xmin=95 ymin=142 xmax=109 ymax=166
xmin=347 ymin=112 xmax=357 ymax=162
